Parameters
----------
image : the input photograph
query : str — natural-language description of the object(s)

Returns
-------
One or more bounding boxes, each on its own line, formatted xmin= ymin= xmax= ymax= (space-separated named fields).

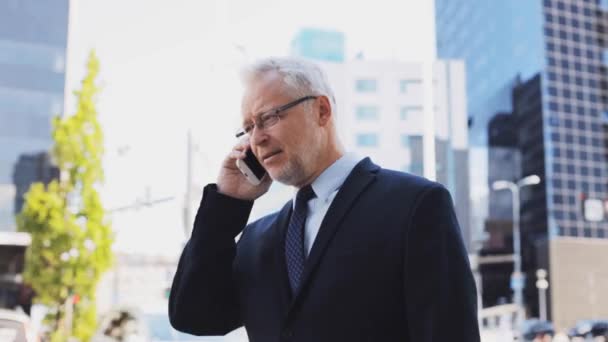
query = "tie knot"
xmin=296 ymin=184 xmax=316 ymax=206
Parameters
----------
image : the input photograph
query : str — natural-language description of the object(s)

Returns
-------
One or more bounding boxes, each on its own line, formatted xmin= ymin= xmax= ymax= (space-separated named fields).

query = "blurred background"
xmin=0 ymin=0 xmax=607 ymax=341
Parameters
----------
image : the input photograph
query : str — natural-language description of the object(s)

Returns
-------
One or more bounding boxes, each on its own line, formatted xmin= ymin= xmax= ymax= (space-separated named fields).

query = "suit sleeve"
xmin=404 ymin=185 xmax=481 ymax=342
xmin=169 ymin=184 xmax=253 ymax=335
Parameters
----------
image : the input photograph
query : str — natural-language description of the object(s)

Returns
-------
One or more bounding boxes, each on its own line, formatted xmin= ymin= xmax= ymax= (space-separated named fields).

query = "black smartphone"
xmin=235 ymin=148 xmax=267 ymax=185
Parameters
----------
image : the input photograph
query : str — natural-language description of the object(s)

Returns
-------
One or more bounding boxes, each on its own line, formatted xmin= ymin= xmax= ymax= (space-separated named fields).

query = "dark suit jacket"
xmin=169 ymin=158 xmax=480 ymax=342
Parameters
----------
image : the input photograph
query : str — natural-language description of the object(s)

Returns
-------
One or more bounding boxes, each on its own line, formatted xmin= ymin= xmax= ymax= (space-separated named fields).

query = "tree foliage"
xmin=17 ymin=51 xmax=113 ymax=341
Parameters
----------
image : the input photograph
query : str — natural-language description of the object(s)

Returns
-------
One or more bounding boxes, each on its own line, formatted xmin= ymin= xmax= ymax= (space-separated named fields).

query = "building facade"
xmin=0 ymin=0 xmax=70 ymax=230
xmin=436 ymin=0 xmax=608 ymax=329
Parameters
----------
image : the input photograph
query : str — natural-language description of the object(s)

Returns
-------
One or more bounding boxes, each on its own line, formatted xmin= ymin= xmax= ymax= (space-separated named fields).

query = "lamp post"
xmin=491 ymin=174 xmax=541 ymax=336
xmin=536 ymin=269 xmax=549 ymax=321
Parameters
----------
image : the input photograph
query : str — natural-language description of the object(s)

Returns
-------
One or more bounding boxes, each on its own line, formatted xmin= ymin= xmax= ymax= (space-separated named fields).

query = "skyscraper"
xmin=436 ymin=0 xmax=608 ymax=329
xmin=0 ymin=0 xmax=70 ymax=230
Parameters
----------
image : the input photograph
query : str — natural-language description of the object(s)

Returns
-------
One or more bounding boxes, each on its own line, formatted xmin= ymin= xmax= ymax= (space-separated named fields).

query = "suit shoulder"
xmin=376 ymin=167 xmax=443 ymax=193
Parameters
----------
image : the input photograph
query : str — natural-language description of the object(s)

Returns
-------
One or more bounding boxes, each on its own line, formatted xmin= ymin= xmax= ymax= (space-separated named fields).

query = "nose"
xmin=249 ymin=125 xmax=268 ymax=148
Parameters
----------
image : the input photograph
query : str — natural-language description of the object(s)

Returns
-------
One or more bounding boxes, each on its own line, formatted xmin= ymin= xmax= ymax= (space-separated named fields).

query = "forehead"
xmin=241 ymin=71 xmax=291 ymax=120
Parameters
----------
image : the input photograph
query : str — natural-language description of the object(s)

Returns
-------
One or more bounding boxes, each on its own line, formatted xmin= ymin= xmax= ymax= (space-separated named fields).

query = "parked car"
xmin=568 ymin=319 xmax=608 ymax=339
xmin=520 ymin=318 xmax=554 ymax=341
xmin=0 ymin=308 xmax=38 ymax=342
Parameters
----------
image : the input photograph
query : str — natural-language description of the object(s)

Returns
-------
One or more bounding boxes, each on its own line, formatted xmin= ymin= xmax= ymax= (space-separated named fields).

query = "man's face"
xmin=241 ymin=72 xmax=322 ymax=186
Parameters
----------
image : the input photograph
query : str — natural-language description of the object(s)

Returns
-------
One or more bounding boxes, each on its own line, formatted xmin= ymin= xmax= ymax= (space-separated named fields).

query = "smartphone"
xmin=235 ymin=148 xmax=267 ymax=185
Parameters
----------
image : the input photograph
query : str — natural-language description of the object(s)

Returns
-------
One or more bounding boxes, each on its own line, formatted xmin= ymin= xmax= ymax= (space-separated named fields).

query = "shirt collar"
xmin=293 ymin=153 xmax=362 ymax=206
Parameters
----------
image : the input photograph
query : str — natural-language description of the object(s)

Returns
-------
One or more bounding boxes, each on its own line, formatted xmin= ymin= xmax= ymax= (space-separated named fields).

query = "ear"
xmin=317 ymin=95 xmax=332 ymax=126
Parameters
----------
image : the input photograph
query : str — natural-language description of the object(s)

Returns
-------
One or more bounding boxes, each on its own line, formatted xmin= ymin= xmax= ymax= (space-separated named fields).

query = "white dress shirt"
xmin=292 ymin=153 xmax=362 ymax=257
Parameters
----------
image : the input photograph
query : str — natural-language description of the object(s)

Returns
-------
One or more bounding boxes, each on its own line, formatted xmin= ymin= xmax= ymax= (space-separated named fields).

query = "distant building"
xmin=436 ymin=0 xmax=608 ymax=329
xmin=290 ymin=28 xmax=345 ymax=63
xmin=0 ymin=0 xmax=70 ymax=230
xmin=12 ymin=152 xmax=59 ymax=215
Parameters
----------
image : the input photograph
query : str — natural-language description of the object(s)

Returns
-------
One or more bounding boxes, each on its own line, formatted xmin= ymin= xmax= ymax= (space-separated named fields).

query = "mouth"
xmin=261 ymin=150 xmax=282 ymax=163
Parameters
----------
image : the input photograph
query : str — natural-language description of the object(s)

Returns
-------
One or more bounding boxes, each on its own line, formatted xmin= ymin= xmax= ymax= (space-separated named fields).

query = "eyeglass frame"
xmin=235 ymin=95 xmax=318 ymax=138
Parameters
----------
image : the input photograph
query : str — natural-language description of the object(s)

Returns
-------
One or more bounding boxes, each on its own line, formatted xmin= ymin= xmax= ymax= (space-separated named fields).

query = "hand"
xmin=216 ymin=139 xmax=272 ymax=201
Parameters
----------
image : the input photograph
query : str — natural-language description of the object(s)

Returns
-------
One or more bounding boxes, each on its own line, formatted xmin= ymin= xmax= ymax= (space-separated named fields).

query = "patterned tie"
xmin=285 ymin=184 xmax=316 ymax=295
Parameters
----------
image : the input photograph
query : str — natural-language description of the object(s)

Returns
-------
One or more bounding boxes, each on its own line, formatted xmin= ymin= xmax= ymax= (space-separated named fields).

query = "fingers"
xmin=235 ymin=135 xmax=250 ymax=152
xmin=228 ymin=149 xmax=246 ymax=161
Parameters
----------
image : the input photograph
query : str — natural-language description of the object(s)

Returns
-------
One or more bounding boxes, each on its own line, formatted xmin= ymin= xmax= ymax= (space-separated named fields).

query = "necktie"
xmin=285 ymin=184 xmax=316 ymax=295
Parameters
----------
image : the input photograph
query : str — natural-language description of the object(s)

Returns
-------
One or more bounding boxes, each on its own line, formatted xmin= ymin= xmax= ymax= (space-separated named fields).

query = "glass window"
xmin=570 ymin=3 xmax=578 ymax=13
xmin=356 ymin=106 xmax=379 ymax=120
xmin=400 ymin=106 xmax=422 ymax=120
xmin=566 ymin=149 xmax=574 ymax=159
xmin=576 ymin=92 xmax=584 ymax=101
xmin=598 ymin=229 xmax=605 ymax=238
xmin=562 ymin=89 xmax=571 ymax=98
xmin=560 ymin=45 xmax=568 ymax=54
xmin=584 ymin=7 xmax=592 ymax=16
xmin=579 ymin=136 xmax=587 ymax=145
xmin=549 ymin=102 xmax=558 ymax=111
xmin=573 ymin=33 xmax=581 ymax=42
xmin=546 ymin=13 xmax=553 ymax=22
xmin=551 ymin=132 xmax=560 ymax=142
xmin=564 ymin=119 xmax=573 ymax=128
xmin=567 ymin=180 xmax=576 ymax=189
xmin=548 ymin=87 xmax=557 ymax=95
xmin=561 ymin=60 xmax=569 ymax=68
xmin=399 ymin=79 xmax=422 ymax=93
xmin=580 ymin=151 xmax=588 ymax=161
xmin=554 ymin=194 xmax=563 ymax=204
xmin=564 ymin=104 xmax=572 ymax=113
xmin=572 ymin=18 xmax=580 ymax=28
xmin=401 ymin=134 xmax=410 ymax=148
xmin=566 ymin=164 xmax=575 ymax=174
xmin=554 ymin=163 xmax=562 ymax=173
xmin=558 ymin=16 xmax=566 ymax=24
xmin=552 ymin=179 xmax=562 ymax=188
xmin=581 ymin=166 xmax=589 ymax=176
xmin=548 ymin=72 xmax=557 ymax=80
xmin=593 ymin=168 xmax=602 ymax=177
xmin=570 ymin=227 xmax=579 ymax=237
xmin=545 ymin=27 xmax=554 ymax=36
xmin=584 ymin=228 xmax=592 ymax=238
xmin=584 ymin=22 xmax=593 ymax=30
xmin=586 ymin=50 xmax=594 ymax=59
xmin=356 ymin=133 xmax=378 ymax=147
xmin=355 ymin=79 xmax=377 ymax=92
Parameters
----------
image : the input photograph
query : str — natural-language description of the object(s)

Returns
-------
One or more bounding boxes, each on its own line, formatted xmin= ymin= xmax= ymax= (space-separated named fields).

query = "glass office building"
xmin=436 ymin=0 xmax=608 ymax=328
xmin=0 ymin=0 xmax=70 ymax=230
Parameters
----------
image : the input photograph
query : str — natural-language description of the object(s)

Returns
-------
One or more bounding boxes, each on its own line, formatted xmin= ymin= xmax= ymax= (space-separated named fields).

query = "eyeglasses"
xmin=235 ymin=95 xmax=318 ymax=138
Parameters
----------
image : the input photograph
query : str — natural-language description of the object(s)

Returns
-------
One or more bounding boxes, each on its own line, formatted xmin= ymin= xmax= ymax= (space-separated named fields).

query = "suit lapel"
xmin=288 ymin=158 xmax=380 ymax=309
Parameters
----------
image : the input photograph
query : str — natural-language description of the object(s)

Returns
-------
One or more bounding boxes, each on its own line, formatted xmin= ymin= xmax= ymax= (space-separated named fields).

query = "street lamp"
xmin=491 ymin=174 xmax=541 ymax=336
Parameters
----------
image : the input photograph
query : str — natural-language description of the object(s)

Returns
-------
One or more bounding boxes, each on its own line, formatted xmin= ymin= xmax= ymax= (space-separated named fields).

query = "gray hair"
xmin=240 ymin=57 xmax=336 ymax=108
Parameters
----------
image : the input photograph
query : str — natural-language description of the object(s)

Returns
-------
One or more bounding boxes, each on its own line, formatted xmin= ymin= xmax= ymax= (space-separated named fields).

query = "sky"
xmin=65 ymin=0 xmax=437 ymax=256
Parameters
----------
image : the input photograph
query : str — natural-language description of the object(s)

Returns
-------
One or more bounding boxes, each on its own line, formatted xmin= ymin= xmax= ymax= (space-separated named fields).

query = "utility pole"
xmin=183 ymin=130 xmax=193 ymax=238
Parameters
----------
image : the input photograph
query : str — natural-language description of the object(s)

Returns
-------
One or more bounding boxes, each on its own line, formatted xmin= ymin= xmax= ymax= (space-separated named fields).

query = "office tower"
xmin=436 ymin=0 xmax=608 ymax=329
xmin=0 ymin=0 xmax=70 ymax=230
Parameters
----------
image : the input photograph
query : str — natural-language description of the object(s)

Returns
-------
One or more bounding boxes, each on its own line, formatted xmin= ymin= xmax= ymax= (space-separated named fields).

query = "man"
xmin=169 ymin=57 xmax=480 ymax=341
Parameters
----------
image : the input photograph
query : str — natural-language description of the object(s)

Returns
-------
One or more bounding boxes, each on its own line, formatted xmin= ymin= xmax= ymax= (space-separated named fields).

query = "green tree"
xmin=17 ymin=51 xmax=113 ymax=341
